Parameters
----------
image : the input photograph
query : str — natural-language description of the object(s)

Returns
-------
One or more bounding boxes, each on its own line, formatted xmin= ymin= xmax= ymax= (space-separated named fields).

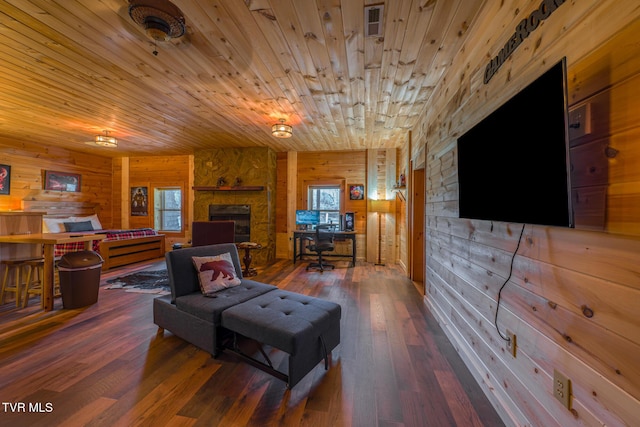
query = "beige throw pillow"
xmin=192 ymin=253 xmax=241 ymax=295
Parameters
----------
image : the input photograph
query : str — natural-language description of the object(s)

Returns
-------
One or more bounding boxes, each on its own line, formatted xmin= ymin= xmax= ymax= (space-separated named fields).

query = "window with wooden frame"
xmin=154 ymin=187 xmax=182 ymax=232
xmin=306 ymin=181 xmax=345 ymax=226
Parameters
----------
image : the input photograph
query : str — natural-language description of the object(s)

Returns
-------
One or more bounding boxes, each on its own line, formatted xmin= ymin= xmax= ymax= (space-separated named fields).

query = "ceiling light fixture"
xmin=95 ymin=130 xmax=118 ymax=147
xmin=128 ymin=0 xmax=186 ymax=42
xmin=272 ymin=119 xmax=293 ymax=138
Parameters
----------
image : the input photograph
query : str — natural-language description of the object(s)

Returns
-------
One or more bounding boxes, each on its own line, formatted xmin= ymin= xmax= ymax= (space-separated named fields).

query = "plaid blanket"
xmin=54 ymin=228 xmax=158 ymax=257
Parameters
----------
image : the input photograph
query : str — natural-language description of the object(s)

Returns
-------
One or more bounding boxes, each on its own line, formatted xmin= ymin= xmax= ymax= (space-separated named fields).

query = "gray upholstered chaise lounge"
xmin=153 ymin=243 xmax=341 ymax=388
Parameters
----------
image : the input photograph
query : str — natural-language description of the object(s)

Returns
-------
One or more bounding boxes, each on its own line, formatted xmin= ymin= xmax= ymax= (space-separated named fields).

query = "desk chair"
xmin=306 ymin=225 xmax=335 ymax=271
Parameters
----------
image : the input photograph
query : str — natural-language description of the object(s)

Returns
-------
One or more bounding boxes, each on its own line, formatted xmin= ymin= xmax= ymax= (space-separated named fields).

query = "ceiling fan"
xmin=128 ymin=0 xmax=186 ymax=43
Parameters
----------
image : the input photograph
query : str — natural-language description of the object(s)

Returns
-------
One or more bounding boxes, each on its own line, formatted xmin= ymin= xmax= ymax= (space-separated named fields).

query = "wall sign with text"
xmin=484 ymin=0 xmax=566 ymax=84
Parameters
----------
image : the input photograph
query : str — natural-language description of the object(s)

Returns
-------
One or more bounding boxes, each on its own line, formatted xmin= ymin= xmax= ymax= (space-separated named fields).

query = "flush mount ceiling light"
xmin=94 ymin=130 xmax=118 ymax=147
xmin=272 ymin=119 xmax=293 ymax=138
xmin=128 ymin=0 xmax=186 ymax=42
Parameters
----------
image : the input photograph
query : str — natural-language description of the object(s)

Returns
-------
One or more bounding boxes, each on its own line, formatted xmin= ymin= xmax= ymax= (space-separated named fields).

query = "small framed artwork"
xmin=0 ymin=164 xmax=11 ymax=195
xmin=44 ymin=170 xmax=81 ymax=192
xmin=349 ymin=184 xmax=365 ymax=200
xmin=131 ymin=186 xmax=148 ymax=216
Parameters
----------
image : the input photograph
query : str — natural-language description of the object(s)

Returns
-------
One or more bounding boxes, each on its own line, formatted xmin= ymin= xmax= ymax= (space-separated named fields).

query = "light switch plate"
xmin=568 ymin=103 xmax=592 ymax=140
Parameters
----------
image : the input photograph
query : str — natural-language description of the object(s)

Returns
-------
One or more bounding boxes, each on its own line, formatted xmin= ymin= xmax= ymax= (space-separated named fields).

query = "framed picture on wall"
xmin=131 ymin=186 xmax=148 ymax=216
xmin=44 ymin=170 xmax=81 ymax=192
xmin=349 ymin=184 xmax=365 ymax=200
xmin=0 ymin=164 xmax=11 ymax=195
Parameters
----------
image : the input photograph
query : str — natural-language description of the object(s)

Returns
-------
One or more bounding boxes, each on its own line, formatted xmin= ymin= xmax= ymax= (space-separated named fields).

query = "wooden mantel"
xmin=192 ymin=186 xmax=265 ymax=191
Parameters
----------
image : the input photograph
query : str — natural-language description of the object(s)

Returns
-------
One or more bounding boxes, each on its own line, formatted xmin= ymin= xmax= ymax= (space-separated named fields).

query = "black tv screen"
xmin=457 ymin=58 xmax=573 ymax=227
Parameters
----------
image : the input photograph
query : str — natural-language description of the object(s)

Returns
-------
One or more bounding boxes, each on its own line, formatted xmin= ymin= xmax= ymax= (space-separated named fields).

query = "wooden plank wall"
xmin=410 ymin=1 xmax=640 ymax=425
xmin=128 ymin=155 xmax=191 ymax=225
xmin=0 ymin=137 xmax=114 ymax=227
xmin=275 ymin=152 xmax=289 ymax=259
xmin=383 ymin=149 xmax=397 ymax=266
xmin=275 ymin=152 xmax=289 ymax=237
xmin=397 ymin=139 xmax=410 ymax=272
xmin=111 ymin=157 xmax=125 ymax=230
xmin=0 ymin=212 xmax=42 ymax=261
xmin=296 ymin=150 xmax=368 ymax=260
xmin=125 ymin=155 xmax=191 ymax=251
xmin=293 ymin=148 xmax=400 ymax=264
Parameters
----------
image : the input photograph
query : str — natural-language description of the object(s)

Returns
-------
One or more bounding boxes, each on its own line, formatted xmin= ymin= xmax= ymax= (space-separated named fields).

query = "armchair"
xmin=191 ymin=221 xmax=235 ymax=247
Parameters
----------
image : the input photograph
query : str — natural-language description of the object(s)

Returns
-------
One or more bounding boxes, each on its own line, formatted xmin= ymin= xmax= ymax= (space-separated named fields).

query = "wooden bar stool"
xmin=0 ymin=259 xmax=31 ymax=307
xmin=54 ymin=257 xmax=62 ymax=298
xmin=23 ymin=259 xmax=45 ymax=308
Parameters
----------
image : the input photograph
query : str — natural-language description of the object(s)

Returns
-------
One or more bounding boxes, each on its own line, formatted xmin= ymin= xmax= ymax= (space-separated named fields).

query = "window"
xmin=308 ymin=185 xmax=341 ymax=225
xmin=154 ymin=187 xmax=182 ymax=231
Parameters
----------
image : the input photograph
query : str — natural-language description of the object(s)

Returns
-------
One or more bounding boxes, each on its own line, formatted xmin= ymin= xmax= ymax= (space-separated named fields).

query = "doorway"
xmin=410 ymin=168 xmax=425 ymax=292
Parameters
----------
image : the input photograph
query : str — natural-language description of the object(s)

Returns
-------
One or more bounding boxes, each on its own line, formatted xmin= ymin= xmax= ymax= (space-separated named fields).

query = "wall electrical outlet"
xmin=553 ymin=369 xmax=572 ymax=410
xmin=506 ymin=330 xmax=517 ymax=358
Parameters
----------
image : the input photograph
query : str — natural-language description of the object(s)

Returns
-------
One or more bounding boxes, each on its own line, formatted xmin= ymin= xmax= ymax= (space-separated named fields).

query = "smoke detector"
xmin=129 ymin=0 xmax=186 ymax=42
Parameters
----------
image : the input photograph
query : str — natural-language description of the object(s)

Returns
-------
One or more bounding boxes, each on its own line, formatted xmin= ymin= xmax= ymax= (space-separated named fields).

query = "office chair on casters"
xmin=305 ymin=225 xmax=335 ymax=272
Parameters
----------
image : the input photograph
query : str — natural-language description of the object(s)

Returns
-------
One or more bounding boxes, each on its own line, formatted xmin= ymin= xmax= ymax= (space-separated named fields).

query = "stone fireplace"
xmin=193 ymin=147 xmax=276 ymax=266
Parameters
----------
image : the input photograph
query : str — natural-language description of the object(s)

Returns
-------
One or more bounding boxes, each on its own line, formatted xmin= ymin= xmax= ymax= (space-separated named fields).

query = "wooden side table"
xmin=235 ymin=242 xmax=262 ymax=277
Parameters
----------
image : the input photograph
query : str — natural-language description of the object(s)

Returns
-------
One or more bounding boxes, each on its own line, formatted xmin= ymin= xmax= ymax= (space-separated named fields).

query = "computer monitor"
xmin=295 ymin=210 xmax=320 ymax=226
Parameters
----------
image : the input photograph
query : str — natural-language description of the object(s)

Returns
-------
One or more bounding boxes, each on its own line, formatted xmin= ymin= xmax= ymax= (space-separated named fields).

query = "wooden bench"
xmin=100 ymin=234 xmax=165 ymax=270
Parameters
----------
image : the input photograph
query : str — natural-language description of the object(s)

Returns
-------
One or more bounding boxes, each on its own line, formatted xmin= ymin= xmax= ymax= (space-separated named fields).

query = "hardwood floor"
xmin=0 ymin=258 xmax=505 ymax=427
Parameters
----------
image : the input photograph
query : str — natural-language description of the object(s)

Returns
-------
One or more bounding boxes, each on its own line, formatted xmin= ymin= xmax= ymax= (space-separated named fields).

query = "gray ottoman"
xmin=221 ymin=289 xmax=341 ymax=388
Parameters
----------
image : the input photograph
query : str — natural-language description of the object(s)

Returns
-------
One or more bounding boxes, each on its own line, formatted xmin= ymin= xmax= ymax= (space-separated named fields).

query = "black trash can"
xmin=58 ymin=251 xmax=104 ymax=309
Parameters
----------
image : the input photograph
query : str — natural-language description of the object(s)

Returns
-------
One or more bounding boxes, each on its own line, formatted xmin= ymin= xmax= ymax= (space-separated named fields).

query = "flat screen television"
xmin=457 ymin=58 xmax=573 ymax=228
xmin=295 ymin=209 xmax=320 ymax=226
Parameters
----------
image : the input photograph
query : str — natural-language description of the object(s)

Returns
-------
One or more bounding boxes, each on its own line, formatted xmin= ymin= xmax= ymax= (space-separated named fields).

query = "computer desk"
xmin=292 ymin=229 xmax=356 ymax=267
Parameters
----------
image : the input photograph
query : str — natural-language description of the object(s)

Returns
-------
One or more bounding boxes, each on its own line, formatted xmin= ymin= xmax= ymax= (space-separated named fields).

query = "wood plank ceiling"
xmin=0 ymin=0 xmax=485 ymax=157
